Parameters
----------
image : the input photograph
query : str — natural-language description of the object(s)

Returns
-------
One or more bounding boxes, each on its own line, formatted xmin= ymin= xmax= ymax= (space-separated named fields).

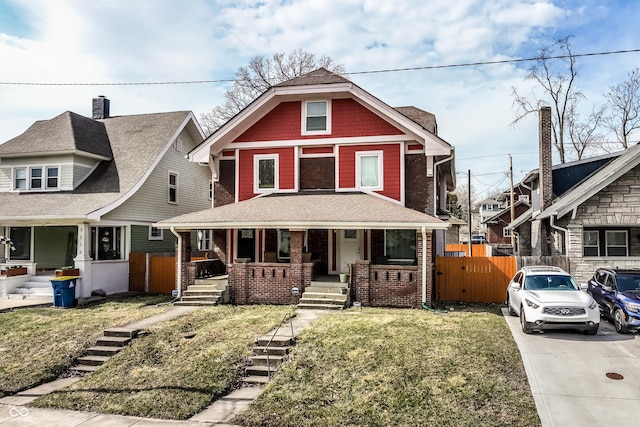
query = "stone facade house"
xmin=158 ymin=68 xmax=456 ymax=308
xmin=509 ymin=106 xmax=638 ymax=283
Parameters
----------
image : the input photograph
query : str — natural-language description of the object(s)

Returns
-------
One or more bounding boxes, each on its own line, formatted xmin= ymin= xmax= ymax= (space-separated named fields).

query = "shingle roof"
xmin=156 ymin=192 xmax=448 ymax=230
xmin=0 ymin=111 xmax=113 ymax=159
xmin=537 ymin=143 xmax=640 ymax=220
xmin=273 ymin=67 xmax=351 ymax=87
xmin=394 ymin=106 xmax=437 ymax=135
xmin=0 ymin=110 xmax=193 ymax=222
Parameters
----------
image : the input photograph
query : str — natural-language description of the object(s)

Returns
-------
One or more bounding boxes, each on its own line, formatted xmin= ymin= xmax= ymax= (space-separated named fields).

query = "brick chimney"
xmin=538 ymin=106 xmax=553 ymax=210
xmin=92 ymin=96 xmax=110 ymax=120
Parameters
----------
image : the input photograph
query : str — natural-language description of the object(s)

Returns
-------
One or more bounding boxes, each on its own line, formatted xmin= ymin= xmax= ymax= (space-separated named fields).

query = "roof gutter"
xmin=170 ymin=226 xmax=182 ymax=298
xmin=549 ymin=215 xmax=569 ymax=255
xmin=433 ymin=152 xmax=455 ymax=216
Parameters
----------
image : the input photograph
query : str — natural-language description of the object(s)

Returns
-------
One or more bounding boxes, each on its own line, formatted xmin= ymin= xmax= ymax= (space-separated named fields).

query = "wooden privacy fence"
xmin=445 ymin=244 xmax=490 ymax=257
xmin=129 ymin=253 xmax=208 ymax=295
xmin=435 ymin=256 xmax=517 ymax=303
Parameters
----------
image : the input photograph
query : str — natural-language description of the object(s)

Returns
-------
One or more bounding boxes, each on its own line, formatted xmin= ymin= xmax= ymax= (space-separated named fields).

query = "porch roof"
xmin=156 ymin=192 xmax=448 ymax=231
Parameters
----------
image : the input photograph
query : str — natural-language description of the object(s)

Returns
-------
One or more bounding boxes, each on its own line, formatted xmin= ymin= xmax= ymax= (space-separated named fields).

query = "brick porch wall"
xmin=228 ymin=260 xmax=313 ymax=305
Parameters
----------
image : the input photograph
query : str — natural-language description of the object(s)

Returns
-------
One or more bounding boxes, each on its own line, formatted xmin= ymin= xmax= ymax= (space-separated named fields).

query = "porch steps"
xmin=174 ymin=276 xmax=229 ymax=307
xmin=298 ymin=285 xmax=348 ymax=310
xmin=244 ymin=335 xmax=293 ymax=384
xmin=7 ymin=275 xmax=54 ymax=299
xmin=70 ymin=327 xmax=138 ymax=375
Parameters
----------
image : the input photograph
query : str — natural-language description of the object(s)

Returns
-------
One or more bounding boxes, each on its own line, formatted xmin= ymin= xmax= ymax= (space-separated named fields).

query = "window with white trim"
xmin=254 ymin=155 xmax=278 ymax=193
xmin=583 ymin=230 xmax=599 ymax=256
xmin=46 ymin=167 xmax=59 ymax=189
xmin=518 ymin=194 xmax=530 ymax=203
xmin=357 ymin=152 xmax=383 ymax=190
xmin=503 ymin=228 xmax=512 ymax=237
xmin=30 ymin=168 xmax=42 ymax=189
xmin=14 ymin=167 xmax=26 ymax=190
xmin=583 ymin=229 xmax=629 ymax=257
xmin=90 ymin=226 xmax=124 ymax=260
xmin=385 ymin=229 xmax=416 ymax=261
xmin=197 ymin=230 xmax=212 ymax=251
xmin=303 ymin=100 xmax=330 ymax=134
xmin=168 ymin=171 xmax=178 ymax=203
xmin=149 ymin=226 xmax=163 ymax=240
xmin=208 ymin=180 xmax=213 ymax=201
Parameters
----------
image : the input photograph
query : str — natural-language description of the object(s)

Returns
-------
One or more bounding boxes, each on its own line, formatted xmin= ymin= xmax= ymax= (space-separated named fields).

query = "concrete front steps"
xmin=244 ymin=335 xmax=293 ymax=384
xmin=70 ymin=327 xmax=139 ymax=374
xmin=8 ymin=275 xmax=54 ymax=299
xmin=297 ymin=284 xmax=348 ymax=310
xmin=174 ymin=276 xmax=229 ymax=307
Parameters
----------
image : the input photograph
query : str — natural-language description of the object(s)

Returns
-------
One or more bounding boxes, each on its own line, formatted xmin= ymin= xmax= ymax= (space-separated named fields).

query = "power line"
xmin=0 ymin=48 xmax=638 ymax=87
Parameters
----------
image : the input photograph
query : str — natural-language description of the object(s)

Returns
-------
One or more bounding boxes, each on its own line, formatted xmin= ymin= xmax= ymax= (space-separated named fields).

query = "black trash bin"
xmin=50 ymin=276 xmax=78 ymax=308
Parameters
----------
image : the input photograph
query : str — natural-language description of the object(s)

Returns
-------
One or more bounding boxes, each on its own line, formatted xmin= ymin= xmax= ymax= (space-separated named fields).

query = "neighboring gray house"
xmin=0 ymin=97 xmax=210 ymax=298
xmin=509 ymin=106 xmax=639 ymax=283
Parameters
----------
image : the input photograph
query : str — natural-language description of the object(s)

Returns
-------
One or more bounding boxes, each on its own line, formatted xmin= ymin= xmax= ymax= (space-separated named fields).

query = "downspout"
xmin=170 ymin=227 xmax=183 ymax=298
xmin=432 ymin=152 xmax=455 ymax=216
xmin=421 ymin=226 xmax=427 ymax=304
xmin=549 ymin=215 xmax=569 ymax=255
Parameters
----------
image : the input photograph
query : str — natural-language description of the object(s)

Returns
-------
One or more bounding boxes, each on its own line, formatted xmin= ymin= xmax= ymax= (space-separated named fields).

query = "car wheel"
xmin=585 ymin=324 xmax=599 ymax=335
xmin=520 ymin=307 xmax=533 ymax=334
xmin=507 ymin=296 xmax=517 ymax=316
xmin=614 ymin=309 xmax=630 ymax=334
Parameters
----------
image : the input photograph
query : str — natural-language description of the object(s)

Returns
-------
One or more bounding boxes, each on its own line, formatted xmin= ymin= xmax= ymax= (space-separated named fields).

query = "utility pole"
xmin=509 ymin=155 xmax=515 ymax=250
xmin=468 ymin=169 xmax=472 ymax=257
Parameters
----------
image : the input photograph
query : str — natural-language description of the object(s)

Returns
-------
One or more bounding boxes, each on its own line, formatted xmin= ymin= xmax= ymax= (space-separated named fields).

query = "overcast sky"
xmin=0 ymin=0 xmax=638 ymax=200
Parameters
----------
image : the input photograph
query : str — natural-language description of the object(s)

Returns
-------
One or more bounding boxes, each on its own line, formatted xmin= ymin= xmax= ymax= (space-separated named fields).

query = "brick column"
xmin=229 ymin=259 xmax=250 ymax=304
xmin=354 ymin=260 xmax=370 ymax=306
xmin=290 ymin=230 xmax=304 ymax=289
xmin=212 ymin=230 xmax=227 ymax=263
xmin=177 ymin=231 xmax=191 ymax=292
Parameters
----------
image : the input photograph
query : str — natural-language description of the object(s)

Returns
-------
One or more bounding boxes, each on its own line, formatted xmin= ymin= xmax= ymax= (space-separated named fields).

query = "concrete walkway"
xmin=0 ymin=306 xmax=328 ymax=426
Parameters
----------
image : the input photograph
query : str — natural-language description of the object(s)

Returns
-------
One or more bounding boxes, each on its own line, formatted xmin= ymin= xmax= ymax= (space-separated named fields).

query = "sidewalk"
xmin=0 ymin=307 xmax=328 ymax=426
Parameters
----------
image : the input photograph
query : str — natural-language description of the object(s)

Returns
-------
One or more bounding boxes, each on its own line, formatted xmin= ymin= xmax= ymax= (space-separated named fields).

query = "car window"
xmin=595 ymin=271 xmax=607 ymax=285
xmin=604 ymin=275 xmax=615 ymax=289
xmin=525 ymin=275 xmax=578 ymax=290
xmin=513 ymin=272 xmax=523 ymax=284
xmin=616 ymin=275 xmax=640 ymax=292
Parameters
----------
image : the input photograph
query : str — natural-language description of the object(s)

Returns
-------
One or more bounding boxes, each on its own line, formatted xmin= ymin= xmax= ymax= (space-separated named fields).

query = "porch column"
xmin=290 ymin=229 xmax=305 ymax=290
xmin=74 ymin=223 xmax=93 ymax=298
xmin=176 ymin=231 xmax=191 ymax=293
xmin=213 ymin=230 xmax=227 ymax=263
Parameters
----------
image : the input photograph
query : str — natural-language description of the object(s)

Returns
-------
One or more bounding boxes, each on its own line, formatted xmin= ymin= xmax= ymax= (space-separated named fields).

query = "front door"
xmin=338 ymin=229 xmax=361 ymax=274
xmin=237 ymin=229 xmax=255 ymax=261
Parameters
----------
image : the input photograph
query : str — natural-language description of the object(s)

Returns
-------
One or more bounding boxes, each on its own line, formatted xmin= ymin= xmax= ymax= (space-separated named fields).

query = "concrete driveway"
xmin=503 ymin=308 xmax=640 ymax=426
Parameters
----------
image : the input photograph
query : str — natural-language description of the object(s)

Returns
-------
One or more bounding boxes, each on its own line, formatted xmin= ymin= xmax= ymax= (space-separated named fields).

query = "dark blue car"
xmin=587 ymin=268 xmax=640 ymax=334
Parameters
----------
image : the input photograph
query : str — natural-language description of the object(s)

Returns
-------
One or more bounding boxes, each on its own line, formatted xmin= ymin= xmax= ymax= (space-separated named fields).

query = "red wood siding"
xmin=234 ymin=99 xmax=403 ymax=142
xmin=338 ymin=144 xmax=402 ymax=201
xmin=237 ymin=147 xmax=296 ymax=201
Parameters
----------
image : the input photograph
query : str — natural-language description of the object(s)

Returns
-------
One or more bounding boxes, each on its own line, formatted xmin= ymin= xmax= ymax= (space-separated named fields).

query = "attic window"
xmin=303 ymin=100 xmax=331 ymax=135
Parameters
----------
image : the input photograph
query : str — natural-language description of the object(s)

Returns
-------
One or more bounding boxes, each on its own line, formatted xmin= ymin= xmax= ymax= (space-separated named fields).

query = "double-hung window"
xmin=303 ymin=100 xmax=330 ymax=134
xmin=583 ymin=229 xmax=629 ymax=257
xmin=168 ymin=172 xmax=178 ymax=203
xmin=197 ymin=230 xmax=212 ymax=251
xmin=357 ymin=152 xmax=383 ymax=190
xmin=30 ymin=168 xmax=42 ymax=189
xmin=148 ymin=226 xmax=163 ymax=240
xmin=254 ymin=155 xmax=278 ymax=193
xmin=46 ymin=167 xmax=59 ymax=189
xmin=583 ymin=230 xmax=599 ymax=256
xmin=14 ymin=168 xmax=27 ymax=190
xmin=606 ymin=230 xmax=628 ymax=256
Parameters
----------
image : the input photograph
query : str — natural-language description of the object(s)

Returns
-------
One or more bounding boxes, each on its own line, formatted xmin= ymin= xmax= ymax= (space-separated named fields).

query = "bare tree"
xmin=567 ymin=101 xmax=605 ymax=159
xmin=511 ymin=36 xmax=583 ymax=163
xmin=603 ymin=67 xmax=640 ymax=149
xmin=200 ymin=49 xmax=345 ymax=135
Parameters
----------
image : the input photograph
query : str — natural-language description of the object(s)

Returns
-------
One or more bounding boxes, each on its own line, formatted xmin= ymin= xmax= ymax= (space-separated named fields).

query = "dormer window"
xmin=302 ymin=100 xmax=331 ymax=135
xmin=13 ymin=166 xmax=59 ymax=191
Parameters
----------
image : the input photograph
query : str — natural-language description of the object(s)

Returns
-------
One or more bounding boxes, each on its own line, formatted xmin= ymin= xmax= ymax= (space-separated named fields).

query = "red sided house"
xmin=157 ymin=68 xmax=456 ymax=308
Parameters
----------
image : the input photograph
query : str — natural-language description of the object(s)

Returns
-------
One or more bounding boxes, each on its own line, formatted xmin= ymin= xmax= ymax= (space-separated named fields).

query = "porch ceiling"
xmin=156 ymin=192 xmax=448 ymax=231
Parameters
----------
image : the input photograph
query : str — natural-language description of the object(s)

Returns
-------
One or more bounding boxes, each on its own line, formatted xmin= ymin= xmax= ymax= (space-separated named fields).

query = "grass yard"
xmin=33 ymin=305 xmax=293 ymax=419
xmin=0 ymin=294 xmax=171 ymax=397
xmin=234 ymin=306 xmax=540 ymax=427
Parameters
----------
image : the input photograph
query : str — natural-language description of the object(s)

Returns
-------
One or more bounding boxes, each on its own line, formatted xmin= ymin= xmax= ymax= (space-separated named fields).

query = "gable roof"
xmin=156 ymin=192 xmax=448 ymax=231
xmin=188 ymin=67 xmax=453 ymax=163
xmin=0 ymin=111 xmax=202 ymax=223
xmin=483 ymin=200 xmax=530 ymax=224
xmin=537 ymin=143 xmax=640 ymax=220
xmin=0 ymin=111 xmax=113 ymax=160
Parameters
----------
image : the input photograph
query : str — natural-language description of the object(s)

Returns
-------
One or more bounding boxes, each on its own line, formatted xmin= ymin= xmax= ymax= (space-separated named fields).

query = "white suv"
xmin=506 ymin=266 xmax=600 ymax=335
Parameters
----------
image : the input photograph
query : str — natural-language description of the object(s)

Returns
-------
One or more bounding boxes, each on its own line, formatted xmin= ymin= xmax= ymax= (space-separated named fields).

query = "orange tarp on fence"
xmin=435 ymin=256 xmax=517 ymax=303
